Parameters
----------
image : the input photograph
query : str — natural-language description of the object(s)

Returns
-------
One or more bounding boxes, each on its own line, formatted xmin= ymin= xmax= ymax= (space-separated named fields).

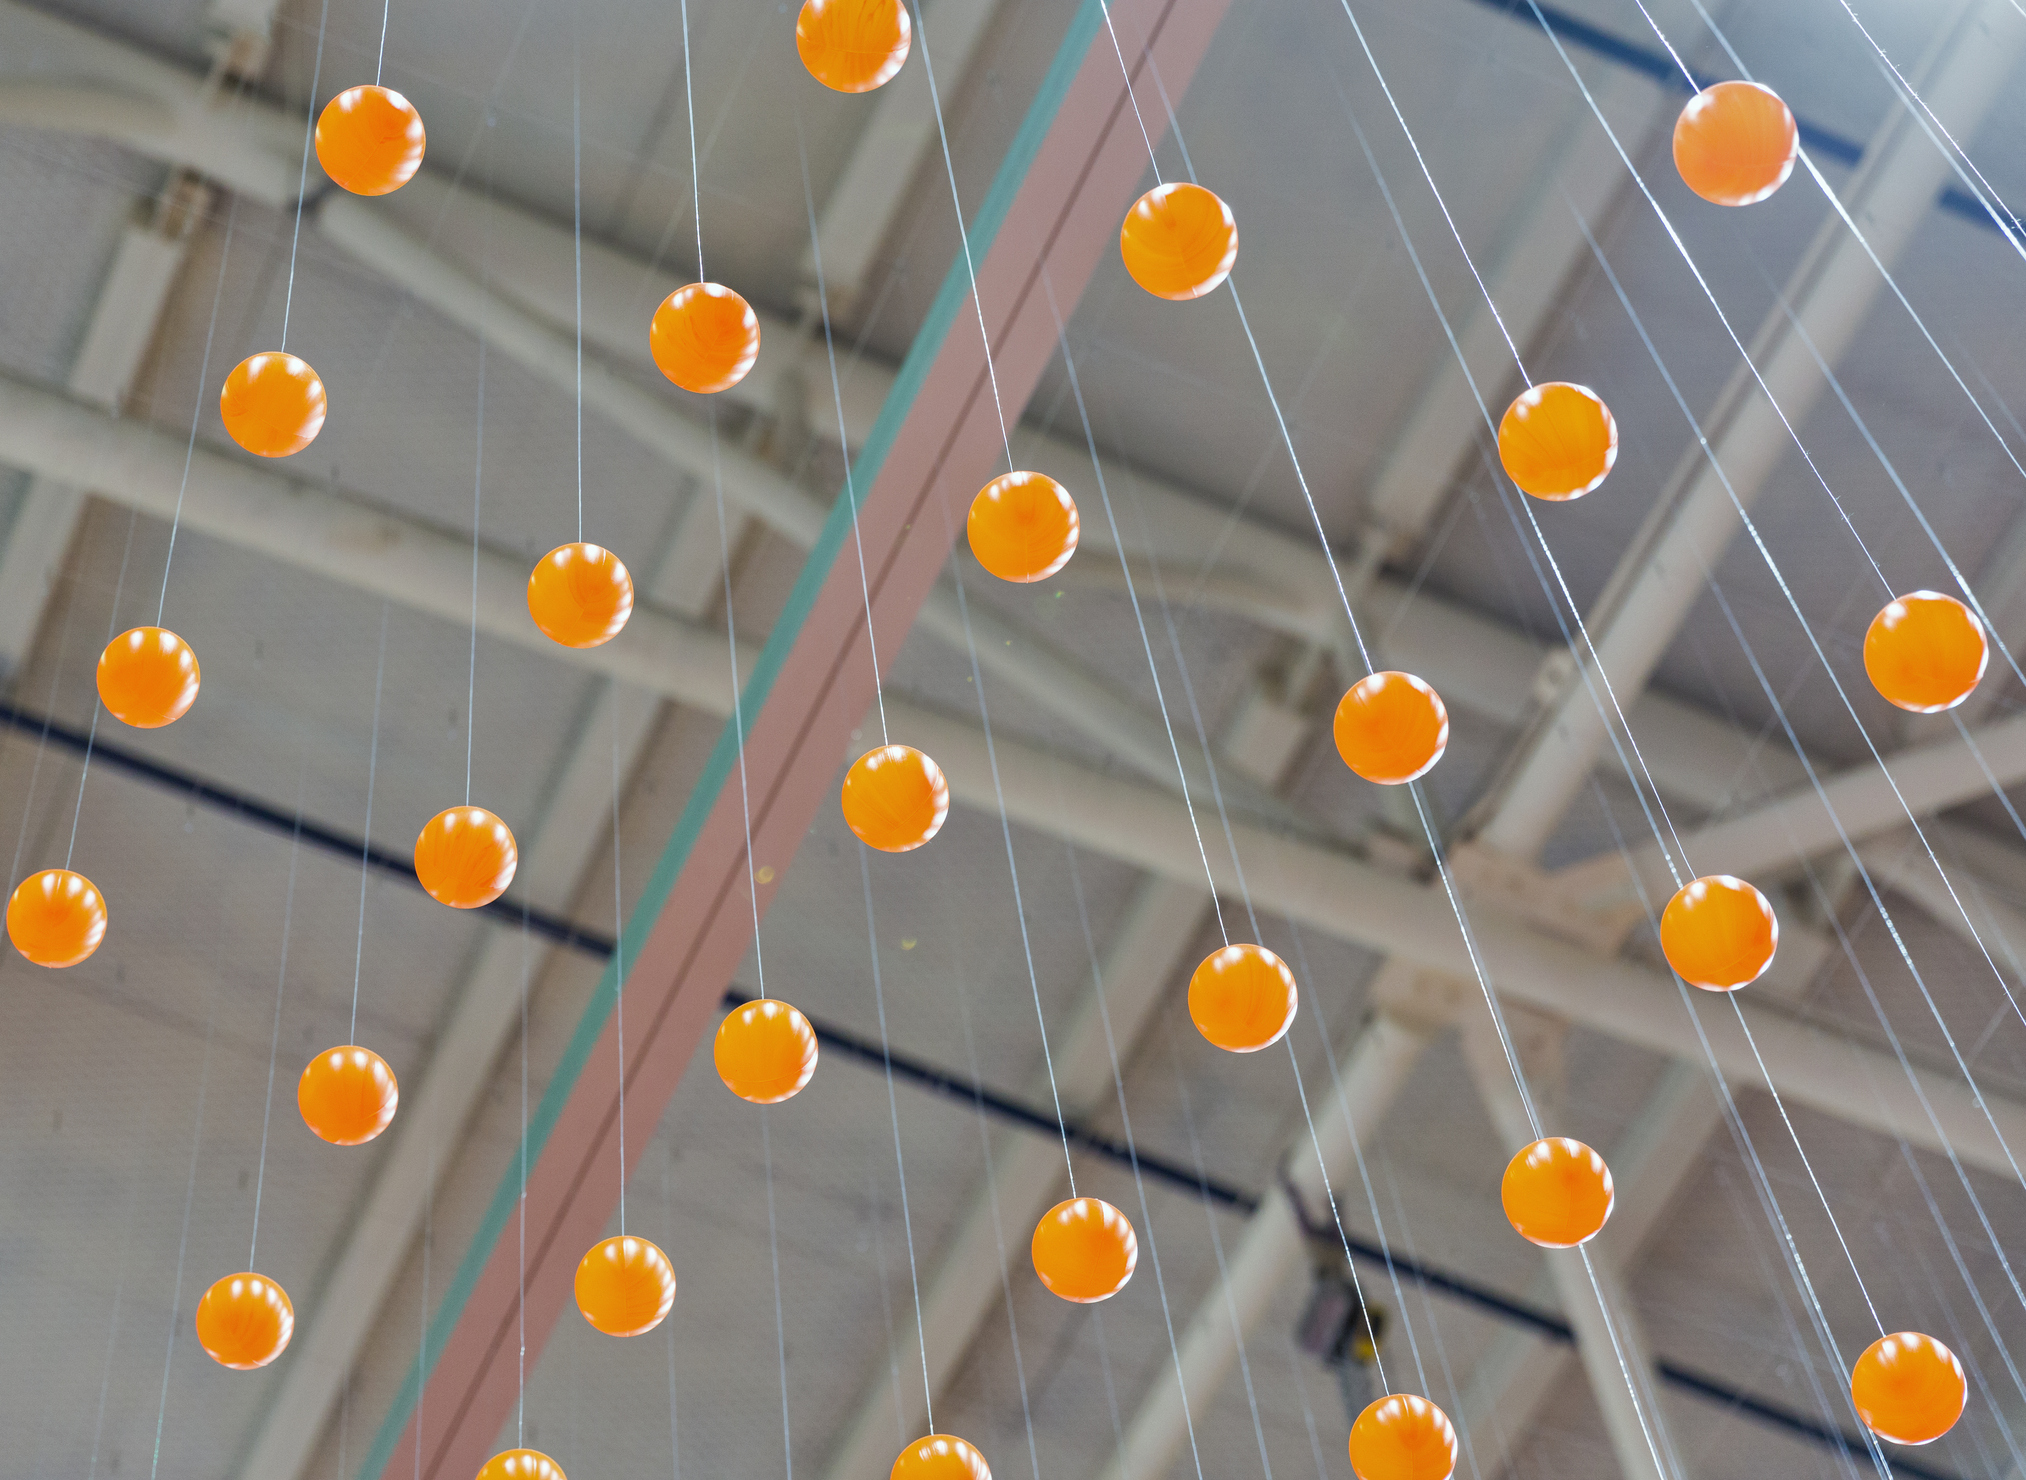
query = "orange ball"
xmin=574 ymin=1234 xmax=676 ymax=1337
xmin=841 ymin=745 xmax=948 ymax=852
xmin=1031 ymin=1197 xmax=1137 ymax=1302
xmin=6 ymin=868 xmax=106 ymax=969
xmin=1660 ymin=874 xmax=1777 ymax=991
xmin=1346 ymin=1393 xmax=1458 ymax=1480
xmin=714 ymin=999 xmax=819 ymax=1104
xmin=1498 ymin=382 xmax=1616 ymax=500
xmin=968 ymin=472 xmax=1078 ymax=583
xmin=1120 ymin=183 xmax=1238 ymax=301
xmin=1188 ymin=943 xmax=1297 ymax=1052
xmin=650 ymin=283 xmax=760 ymax=394
xmin=220 ymin=352 xmax=326 ymax=459
xmin=1864 ymin=591 xmax=1987 ymax=714
xmin=891 ymin=1435 xmax=990 ymax=1480
xmin=1851 ymin=1331 xmax=1966 ymax=1446
xmin=414 ymin=806 xmax=518 ymax=910
xmin=298 ymin=1045 xmax=398 ymax=1145
xmin=98 ymin=626 xmax=200 ymax=728
xmin=194 ymin=1272 xmax=294 ymax=1370
xmin=528 ymin=543 xmax=634 ymax=648
xmin=1500 ymin=1137 xmax=1614 ymax=1248
xmin=475 ymin=1451 xmax=568 ymax=1480
xmin=797 ymin=0 xmax=911 ymax=93
xmin=1673 ymin=81 xmax=1797 ymax=207
xmin=1333 ymin=671 xmax=1449 ymax=785
xmin=315 ymin=84 xmax=426 ymax=196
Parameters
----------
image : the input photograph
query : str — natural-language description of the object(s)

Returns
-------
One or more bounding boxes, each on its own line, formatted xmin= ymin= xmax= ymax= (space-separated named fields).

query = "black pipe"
xmin=0 ymin=702 xmax=1966 ymax=1479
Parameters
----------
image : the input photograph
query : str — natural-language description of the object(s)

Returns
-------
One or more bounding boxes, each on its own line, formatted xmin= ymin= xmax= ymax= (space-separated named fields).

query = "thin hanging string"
xmin=86 ymin=1112 xmax=152 ymax=1480
xmin=678 ymin=0 xmax=704 ymax=278
xmin=792 ymin=109 xmax=887 ymax=743
xmin=1575 ymin=211 xmax=2026 ymax=1200
xmin=857 ymin=846 xmax=934 ymax=1431
xmin=711 ymin=412 xmax=770 ymax=995
xmin=760 ymin=1108 xmax=795 ymax=1480
xmin=249 ymin=772 xmax=308 ymax=1270
xmin=518 ymin=901 xmax=531 ymax=1445
xmin=572 ymin=19 xmax=586 ymax=545
xmin=351 ymin=604 xmax=390 ymax=1045
xmin=11 ymin=576 xmax=80 ymax=888
xmin=610 ymin=695 xmax=630 ymax=1235
xmin=147 ymin=972 xmax=222 ymax=1480
xmin=376 ymin=0 xmax=393 ymax=86
xmin=662 ymin=1145 xmax=684 ymax=1480
xmin=903 ymin=0 xmax=1013 ymax=467
xmin=64 ymin=511 xmax=144 ymax=872
xmin=1094 ymin=0 xmax=1161 ymax=179
xmin=159 ymin=191 xmax=241 ymax=624
xmin=414 ymin=1118 xmax=433 ymax=1480
xmin=466 ymin=223 xmax=487 ymax=807
xmin=1051 ymin=847 xmax=1208 ymax=1480
xmin=280 ymin=0 xmax=331 ymax=352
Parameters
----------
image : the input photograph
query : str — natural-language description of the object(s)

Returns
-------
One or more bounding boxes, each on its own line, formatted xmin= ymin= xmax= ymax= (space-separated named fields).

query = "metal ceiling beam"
xmin=1477 ymin=0 xmax=2023 ymax=857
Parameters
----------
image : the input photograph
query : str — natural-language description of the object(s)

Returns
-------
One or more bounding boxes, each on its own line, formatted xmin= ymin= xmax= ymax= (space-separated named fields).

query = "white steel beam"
xmin=1479 ymin=0 xmax=2024 ymax=857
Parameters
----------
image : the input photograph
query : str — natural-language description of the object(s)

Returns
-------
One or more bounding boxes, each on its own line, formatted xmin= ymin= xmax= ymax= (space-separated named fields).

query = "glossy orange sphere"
xmin=650 ymin=283 xmax=761 ymax=394
xmin=1031 ymin=1197 xmax=1137 ymax=1302
xmin=475 ymin=1451 xmax=568 ymax=1480
xmin=1188 ymin=942 xmax=1298 ymax=1052
xmin=528 ymin=543 xmax=634 ymax=648
xmin=1333 ymin=671 xmax=1449 ymax=785
xmin=298 ymin=1045 xmax=398 ymax=1145
xmin=413 ymin=806 xmax=517 ymax=910
xmin=841 ymin=745 xmax=948 ymax=852
xmin=1851 ymin=1332 xmax=1966 ymax=1446
xmin=1660 ymin=874 xmax=1777 ymax=991
xmin=220 ymin=352 xmax=326 ymax=458
xmin=1498 ymin=382 xmax=1616 ymax=500
xmin=1501 ymin=1137 xmax=1613 ymax=1248
xmin=1121 ymin=183 xmax=1238 ymax=301
xmin=714 ymin=999 xmax=819 ymax=1104
xmin=1674 ymin=81 xmax=1797 ymax=207
xmin=194 ymin=1272 xmax=294 ymax=1370
xmin=1346 ymin=1394 xmax=1458 ymax=1480
xmin=968 ymin=472 xmax=1078 ymax=583
xmin=6 ymin=869 xmax=106 ymax=968
xmin=1864 ymin=591 xmax=1987 ymax=714
xmin=98 ymin=626 xmax=200 ymax=728
xmin=891 ymin=1435 xmax=990 ymax=1480
xmin=315 ymin=84 xmax=426 ymax=196
xmin=797 ymin=0 xmax=911 ymax=92
xmin=574 ymin=1234 xmax=676 ymax=1337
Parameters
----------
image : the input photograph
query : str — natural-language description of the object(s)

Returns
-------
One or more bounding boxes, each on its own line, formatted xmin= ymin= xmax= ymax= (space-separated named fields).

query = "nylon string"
xmin=248 ymin=775 xmax=308 ymax=1270
xmin=159 ymin=190 xmax=241 ymax=624
xmin=350 ymin=603 xmax=390 ymax=1045
xmin=280 ymin=0 xmax=331 ymax=351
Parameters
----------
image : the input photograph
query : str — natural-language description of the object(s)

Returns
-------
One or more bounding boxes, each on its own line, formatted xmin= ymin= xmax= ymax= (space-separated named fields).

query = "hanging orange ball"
xmin=220 ymin=352 xmax=326 ymax=459
xmin=1120 ymin=183 xmax=1238 ymax=301
xmin=1660 ymin=874 xmax=1777 ymax=991
xmin=1031 ymin=1197 xmax=1137 ymax=1302
xmin=315 ymin=84 xmax=426 ymax=196
xmin=528 ymin=543 xmax=635 ymax=648
xmin=5 ymin=868 xmax=106 ymax=969
xmin=891 ymin=1435 xmax=990 ymax=1480
xmin=298 ymin=1045 xmax=399 ymax=1145
xmin=968 ymin=472 xmax=1078 ymax=583
xmin=797 ymin=0 xmax=912 ymax=92
xmin=1498 ymin=382 xmax=1617 ymax=501
xmin=1500 ymin=1137 xmax=1614 ymax=1248
xmin=414 ymin=806 xmax=517 ymax=910
xmin=1851 ymin=1331 xmax=1966 ymax=1446
xmin=194 ymin=1272 xmax=294 ymax=1370
xmin=1346 ymin=1393 xmax=1458 ymax=1480
xmin=574 ymin=1234 xmax=677 ymax=1337
xmin=1673 ymin=81 xmax=1798 ymax=207
xmin=1188 ymin=942 xmax=1298 ymax=1052
xmin=650 ymin=283 xmax=761 ymax=394
xmin=475 ymin=1451 xmax=568 ymax=1480
xmin=841 ymin=745 xmax=948 ymax=852
xmin=1333 ymin=671 xmax=1449 ymax=785
xmin=97 ymin=627 xmax=200 ymax=728
xmin=1864 ymin=591 xmax=1987 ymax=714
xmin=714 ymin=999 xmax=819 ymax=1104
